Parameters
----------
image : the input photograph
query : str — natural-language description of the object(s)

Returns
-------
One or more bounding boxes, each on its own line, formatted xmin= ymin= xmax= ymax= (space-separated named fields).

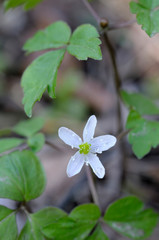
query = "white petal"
xmin=90 ymin=135 xmax=117 ymax=153
xmin=67 ymin=151 xmax=85 ymax=177
xmin=86 ymin=153 xmax=105 ymax=178
xmin=83 ymin=115 xmax=97 ymax=142
xmin=58 ymin=127 xmax=82 ymax=149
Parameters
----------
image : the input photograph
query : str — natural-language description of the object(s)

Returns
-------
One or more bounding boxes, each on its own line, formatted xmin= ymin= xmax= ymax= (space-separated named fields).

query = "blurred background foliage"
xmin=0 ymin=0 xmax=159 ymax=239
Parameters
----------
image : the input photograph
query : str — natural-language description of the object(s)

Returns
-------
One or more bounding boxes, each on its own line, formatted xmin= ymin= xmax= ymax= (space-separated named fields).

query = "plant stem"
xmin=102 ymin=32 xmax=122 ymax=133
xmin=86 ymin=166 xmax=100 ymax=207
xmin=117 ymin=129 xmax=130 ymax=141
xmin=108 ymin=19 xmax=136 ymax=31
xmin=82 ymin=0 xmax=101 ymax=23
xmin=81 ymin=0 xmax=122 ymax=133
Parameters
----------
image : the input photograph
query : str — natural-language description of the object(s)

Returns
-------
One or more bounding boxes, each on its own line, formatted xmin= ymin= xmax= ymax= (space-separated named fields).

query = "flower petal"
xmin=67 ymin=151 xmax=85 ymax=177
xmin=83 ymin=115 xmax=97 ymax=142
xmin=58 ymin=127 xmax=82 ymax=148
xmin=90 ymin=135 xmax=117 ymax=153
xmin=86 ymin=153 xmax=105 ymax=178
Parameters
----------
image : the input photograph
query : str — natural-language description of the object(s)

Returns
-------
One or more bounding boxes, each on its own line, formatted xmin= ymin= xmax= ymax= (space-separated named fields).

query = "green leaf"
xmin=23 ymin=21 xmax=71 ymax=54
xmin=69 ymin=203 xmax=101 ymax=222
xmin=130 ymin=0 xmax=159 ymax=37
xmin=4 ymin=0 xmax=43 ymax=10
xmin=104 ymin=196 xmax=158 ymax=240
xmin=67 ymin=24 xmax=102 ymax=60
xmin=0 ymin=138 xmax=24 ymax=153
xmin=126 ymin=110 xmax=159 ymax=158
xmin=27 ymin=133 xmax=45 ymax=152
xmin=21 ymin=49 xmax=65 ymax=117
xmin=85 ymin=225 xmax=109 ymax=240
xmin=13 ymin=117 xmax=44 ymax=137
xmin=44 ymin=204 xmax=101 ymax=240
xmin=121 ymin=90 xmax=159 ymax=115
xmin=0 ymin=150 xmax=46 ymax=201
xmin=18 ymin=207 xmax=66 ymax=240
xmin=0 ymin=205 xmax=17 ymax=240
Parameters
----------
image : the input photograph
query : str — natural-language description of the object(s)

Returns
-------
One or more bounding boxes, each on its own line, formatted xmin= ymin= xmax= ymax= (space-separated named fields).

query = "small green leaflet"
xmin=27 ymin=133 xmax=45 ymax=152
xmin=0 ymin=205 xmax=17 ymax=240
xmin=104 ymin=196 xmax=158 ymax=240
xmin=13 ymin=117 xmax=44 ymax=137
xmin=18 ymin=207 xmax=67 ymax=240
xmin=85 ymin=225 xmax=109 ymax=240
xmin=21 ymin=49 xmax=65 ymax=117
xmin=43 ymin=204 xmax=101 ymax=240
xmin=0 ymin=138 xmax=24 ymax=154
xmin=67 ymin=24 xmax=102 ymax=60
xmin=0 ymin=150 xmax=46 ymax=201
xmin=121 ymin=90 xmax=159 ymax=115
xmin=24 ymin=21 xmax=71 ymax=54
xmin=4 ymin=0 xmax=43 ymax=10
xmin=130 ymin=0 xmax=159 ymax=37
xmin=126 ymin=110 xmax=159 ymax=158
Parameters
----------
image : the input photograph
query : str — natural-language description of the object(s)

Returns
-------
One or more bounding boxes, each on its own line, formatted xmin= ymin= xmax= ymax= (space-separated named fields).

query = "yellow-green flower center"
xmin=79 ymin=142 xmax=91 ymax=154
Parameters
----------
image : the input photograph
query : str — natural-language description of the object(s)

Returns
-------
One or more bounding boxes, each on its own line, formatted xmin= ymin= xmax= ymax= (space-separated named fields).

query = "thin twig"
xmin=82 ymin=0 xmax=101 ymax=23
xmin=86 ymin=166 xmax=100 ymax=207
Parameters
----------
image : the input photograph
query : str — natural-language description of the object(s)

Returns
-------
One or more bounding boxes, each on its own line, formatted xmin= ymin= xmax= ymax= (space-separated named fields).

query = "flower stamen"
xmin=79 ymin=142 xmax=91 ymax=154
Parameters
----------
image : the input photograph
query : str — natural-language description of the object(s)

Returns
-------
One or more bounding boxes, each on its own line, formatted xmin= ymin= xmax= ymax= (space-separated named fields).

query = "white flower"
xmin=58 ymin=115 xmax=117 ymax=179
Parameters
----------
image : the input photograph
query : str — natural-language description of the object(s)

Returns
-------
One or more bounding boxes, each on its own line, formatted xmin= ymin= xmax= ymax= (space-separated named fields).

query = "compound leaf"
xmin=24 ymin=21 xmax=71 ymax=54
xmin=67 ymin=24 xmax=102 ymax=60
xmin=104 ymin=196 xmax=158 ymax=239
xmin=18 ymin=207 xmax=66 ymax=240
xmin=130 ymin=0 xmax=159 ymax=37
xmin=44 ymin=204 xmax=101 ymax=240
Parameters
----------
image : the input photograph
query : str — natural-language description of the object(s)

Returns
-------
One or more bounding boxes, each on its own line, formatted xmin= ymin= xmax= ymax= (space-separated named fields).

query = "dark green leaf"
xmin=0 ymin=150 xmax=46 ymax=201
xmin=69 ymin=203 xmax=101 ymax=222
xmin=27 ymin=133 xmax=45 ymax=152
xmin=44 ymin=204 xmax=101 ymax=240
xmin=18 ymin=207 xmax=66 ymax=240
xmin=126 ymin=110 xmax=159 ymax=158
xmin=13 ymin=117 xmax=44 ymax=137
xmin=67 ymin=24 xmax=102 ymax=60
xmin=43 ymin=216 xmax=95 ymax=240
xmin=104 ymin=196 xmax=158 ymax=239
xmin=21 ymin=49 xmax=65 ymax=117
xmin=23 ymin=21 xmax=71 ymax=53
xmin=85 ymin=225 xmax=109 ymax=240
xmin=0 ymin=205 xmax=17 ymax=240
xmin=4 ymin=0 xmax=43 ymax=10
xmin=0 ymin=138 xmax=24 ymax=154
xmin=130 ymin=0 xmax=159 ymax=37
xmin=121 ymin=90 xmax=159 ymax=115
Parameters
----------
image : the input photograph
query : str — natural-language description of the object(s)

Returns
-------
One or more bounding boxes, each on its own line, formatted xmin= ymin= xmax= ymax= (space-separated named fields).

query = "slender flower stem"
xmin=86 ymin=166 xmax=100 ymax=207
